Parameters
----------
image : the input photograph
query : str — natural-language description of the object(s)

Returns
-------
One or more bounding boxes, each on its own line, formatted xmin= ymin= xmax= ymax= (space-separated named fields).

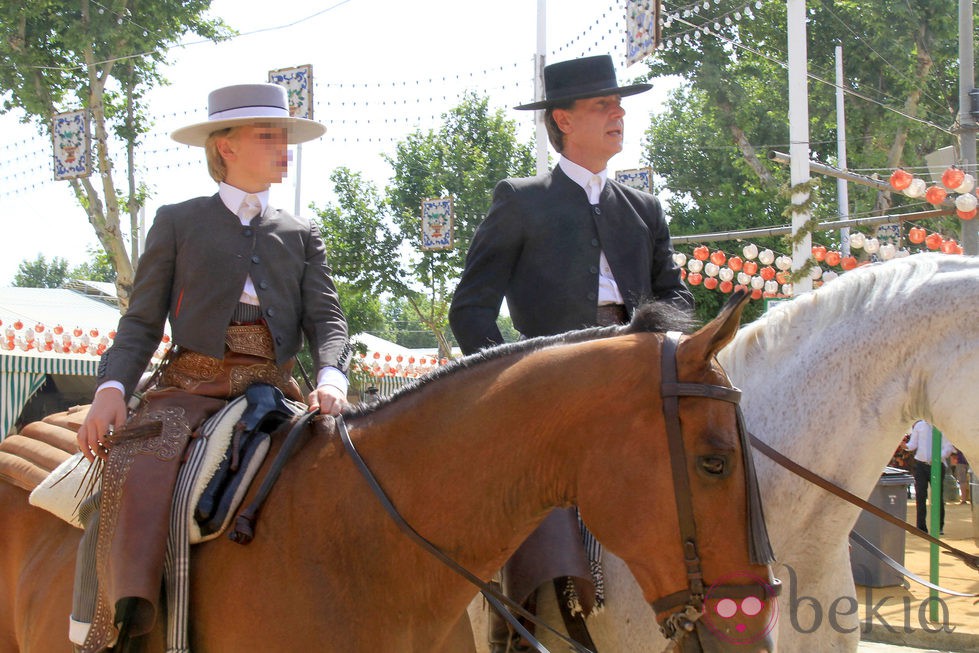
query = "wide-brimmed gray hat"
xmin=171 ymin=83 xmax=326 ymax=146
xmin=514 ymin=55 xmax=651 ymax=111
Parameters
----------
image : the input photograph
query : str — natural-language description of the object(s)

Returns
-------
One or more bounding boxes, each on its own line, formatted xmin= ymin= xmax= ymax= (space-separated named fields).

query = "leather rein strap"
xmin=336 ymin=415 xmax=591 ymax=653
xmin=750 ymin=434 xmax=979 ymax=576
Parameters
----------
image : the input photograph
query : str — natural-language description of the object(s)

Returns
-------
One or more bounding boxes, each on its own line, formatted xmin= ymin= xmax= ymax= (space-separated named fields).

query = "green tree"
xmin=69 ymin=245 xmax=117 ymax=283
xmin=314 ymin=93 xmax=535 ymax=357
xmin=0 ymin=2 xmax=229 ymax=311
xmin=13 ymin=254 xmax=69 ymax=288
xmin=638 ymin=0 xmax=962 ymax=323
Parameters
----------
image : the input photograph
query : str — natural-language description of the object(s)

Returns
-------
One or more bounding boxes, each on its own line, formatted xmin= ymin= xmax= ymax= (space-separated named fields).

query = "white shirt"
xmin=558 ymin=157 xmax=625 ymax=305
xmin=906 ymin=420 xmax=954 ymax=464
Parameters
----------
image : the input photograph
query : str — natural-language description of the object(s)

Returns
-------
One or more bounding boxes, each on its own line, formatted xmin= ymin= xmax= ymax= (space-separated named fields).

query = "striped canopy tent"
xmin=0 ymin=285 xmax=172 ymax=439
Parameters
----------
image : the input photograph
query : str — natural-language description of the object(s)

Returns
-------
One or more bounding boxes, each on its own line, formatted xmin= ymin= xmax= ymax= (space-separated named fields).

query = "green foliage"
xmin=313 ymin=92 xmax=535 ymax=357
xmin=69 ymin=246 xmax=116 ymax=283
xmin=13 ymin=254 xmax=69 ymax=288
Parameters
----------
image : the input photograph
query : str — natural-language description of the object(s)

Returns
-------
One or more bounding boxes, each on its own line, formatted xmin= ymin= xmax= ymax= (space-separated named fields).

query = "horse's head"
xmin=577 ymin=291 xmax=779 ymax=652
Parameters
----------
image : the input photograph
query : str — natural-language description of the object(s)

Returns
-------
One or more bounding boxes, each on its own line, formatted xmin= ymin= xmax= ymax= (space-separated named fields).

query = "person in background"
xmin=950 ymin=447 xmax=971 ymax=505
xmin=904 ymin=419 xmax=954 ymax=534
xmin=449 ymin=54 xmax=692 ymax=652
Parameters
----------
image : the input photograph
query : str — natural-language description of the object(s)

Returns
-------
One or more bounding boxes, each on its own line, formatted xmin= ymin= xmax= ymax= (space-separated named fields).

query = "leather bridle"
xmin=337 ymin=330 xmax=780 ymax=653
xmin=652 ymin=331 xmax=781 ymax=646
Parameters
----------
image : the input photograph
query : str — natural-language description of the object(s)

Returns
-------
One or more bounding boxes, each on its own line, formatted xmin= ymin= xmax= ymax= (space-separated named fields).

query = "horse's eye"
xmin=697 ymin=454 xmax=732 ymax=478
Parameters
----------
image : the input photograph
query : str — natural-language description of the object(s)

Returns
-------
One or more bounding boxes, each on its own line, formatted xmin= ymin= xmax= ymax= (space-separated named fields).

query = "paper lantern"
xmin=781 ymin=283 xmax=793 ymax=296
xmin=750 ymin=276 xmax=765 ymax=290
xmin=673 ymin=252 xmax=687 ymax=267
xmin=14 ymin=320 xmax=23 ymax=330
xmin=704 ymin=277 xmax=718 ymax=290
xmin=955 ymin=174 xmax=975 ymax=194
xmin=687 ymin=259 xmax=704 ymax=274
xmin=742 ymin=260 xmax=759 ymax=275
xmin=925 ymin=232 xmax=943 ymax=250
xmin=751 ymin=288 xmax=763 ymax=300
xmin=693 ymin=245 xmax=710 ymax=261
xmin=719 ymin=280 xmax=734 ymax=293
xmin=705 ymin=262 xmax=720 ymax=277
xmin=759 ymin=266 xmax=776 ymax=281
xmin=808 ymin=266 xmax=822 ymax=280
xmin=925 ymin=186 xmax=947 ymax=205
xmin=955 ymin=193 xmax=977 ymax=212
xmin=719 ymin=267 xmax=735 ymax=282
xmin=825 ymin=251 xmax=841 ymax=267
xmin=941 ymin=238 xmax=959 ymax=254
xmin=728 ymin=255 xmax=743 ymax=271
xmin=775 ymin=255 xmax=792 ymax=271
xmin=958 ymin=208 xmax=977 ymax=221
xmin=764 ymin=280 xmax=779 ymax=294
xmin=709 ymin=250 xmax=726 ymax=266
xmin=811 ymin=245 xmax=826 ymax=261
xmin=889 ymin=169 xmax=913 ymax=191
xmin=908 ymin=226 xmax=926 ymax=244
xmin=742 ymin=243 xmax=759 ymax=260
xmin=758 ymin=249 xmax=775 ymax=265
xmin=942 ymin=166 xmax=966 ymax=191
xmin=840 ymin=256 xmax=858 ymax=270
xmin=687 ymin=272 xmax=703 ymax=286
xmin=737 ymin=272 xmax=751 ymax=285
xmin=879 ymin=243 xmax=896 ymax=260
xmin=775 ymin=271 xmax=789 ymax=285
xmin=904 ymin=178 xmax=926 ymax=198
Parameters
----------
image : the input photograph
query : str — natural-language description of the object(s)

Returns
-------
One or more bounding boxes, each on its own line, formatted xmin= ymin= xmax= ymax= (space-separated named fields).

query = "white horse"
xmin=471 ymin=252 xmax=979 ymax=652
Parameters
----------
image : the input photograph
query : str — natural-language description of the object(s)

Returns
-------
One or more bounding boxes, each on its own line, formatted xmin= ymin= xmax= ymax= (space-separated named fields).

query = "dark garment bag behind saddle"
xmin=195 ymin=383 xmax=296 ymax=536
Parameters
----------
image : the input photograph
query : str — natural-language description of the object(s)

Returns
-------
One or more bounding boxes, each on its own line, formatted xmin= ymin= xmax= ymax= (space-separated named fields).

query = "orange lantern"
xmin=908 ymin=226 xmax=926 ymax=244
xmin=687 ymin=272 xmax=703 ymax=286
xmin=709 ymin=250 xmax=727 ymax=266
xmin=759 ymin=266 xmax=776 ymax=281
xmin=693 ymin=245 xmax=710 ymax=261
xmin=13 ymin=320 xmax=23 ymax=330
xmin=840 ymin=256 xmax=858 ymax=271
xmin=775 ymin=271 xmax=789 ymax=285
xmin=825 ymin=251 xmax=842 ymax=267
xmin=742 ymin=260 xmax=758 ymax=275
xmin=727 ymin=255 xmax=743 ymax=272
xmin=704 ymin=277 xmax=718 ymax=290
xmin=942 ymin=166 xmax=966 ymax=191
xmin=925 ymin=232 xmax=943 ymax=250
xmin=680 ymin=268 xmax=687 ymax=280
xmin=719 ymin=280 xmax=734 ymax=294
xmin=811 ymin=245 xmax=827 ymax=261
xmin=958 ymin=208 xmax=977 ymax=221
xmin=925 ymin=186 xmax=947 ymax=205
xmin=889 ymin=169 xmax=913 ymax=191
xmin=751 ymin=288 xmax=763 ymax=300
xmin=941 ymin=238 xmax=959 ymax=254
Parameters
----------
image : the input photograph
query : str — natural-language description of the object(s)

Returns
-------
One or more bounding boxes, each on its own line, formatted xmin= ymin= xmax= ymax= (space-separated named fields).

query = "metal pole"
xmin=787 ymin=0 xmax=812 ymax=293
xmin=929 ymin=424 xmax=943 ymax=622
xmin=294 ymin=143 xmax=303 ymax=216
xmin=534 ymin=0 xmax=548 ymax=175
xmin=958 ymin=0 xmax=978 ymax=255
xmin=835 ymin=46 xmax=851 ymax=258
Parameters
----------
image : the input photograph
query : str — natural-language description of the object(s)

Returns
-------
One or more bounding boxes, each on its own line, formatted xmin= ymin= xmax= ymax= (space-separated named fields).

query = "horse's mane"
xmin=723 ymin=253 xmax=975 ymax=367
xmin=345 ymin=301 xmax=697 ymax=417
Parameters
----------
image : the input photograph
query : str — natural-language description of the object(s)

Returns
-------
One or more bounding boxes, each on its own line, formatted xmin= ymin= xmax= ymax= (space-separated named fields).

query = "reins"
xmin=751 ymin=434 xmax=979 ymax=594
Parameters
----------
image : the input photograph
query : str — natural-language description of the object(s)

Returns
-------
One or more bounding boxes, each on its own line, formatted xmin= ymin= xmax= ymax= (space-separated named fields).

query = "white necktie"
xmin=238 ymin=194 xmax=261 ymax=223
xmin=587 ymin=175 xmax=602 ymax=205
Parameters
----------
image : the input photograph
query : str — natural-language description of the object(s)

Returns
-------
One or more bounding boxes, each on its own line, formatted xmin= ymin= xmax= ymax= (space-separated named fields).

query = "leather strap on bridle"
xmin=750 ymin=434 xmax=979 ymax=573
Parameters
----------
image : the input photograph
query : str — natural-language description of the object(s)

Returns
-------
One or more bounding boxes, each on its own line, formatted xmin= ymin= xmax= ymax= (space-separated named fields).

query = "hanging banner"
xmin=420 ymin=197 xmax=454 ymax=251
xmin=626 ymin=0 xmax=661 ymax=66
xmin=615 ymin=167 xmax=654 ymax=193
xmin=52 ymin=109 xmax=91 ymax=180
xmin=269 ymin=64 xmax=314 ymax=119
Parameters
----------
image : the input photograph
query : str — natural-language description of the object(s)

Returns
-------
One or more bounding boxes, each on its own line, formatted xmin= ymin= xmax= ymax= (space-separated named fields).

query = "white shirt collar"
xmin=218 ymin=182 xmax=269 ymax=216
xmin=558 ymin=156 xmax=608 ymax=194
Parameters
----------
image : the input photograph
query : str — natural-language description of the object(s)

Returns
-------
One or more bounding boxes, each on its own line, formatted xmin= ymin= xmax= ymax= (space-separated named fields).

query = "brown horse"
xmin=0 ymin=292 xmax=775 ymax=652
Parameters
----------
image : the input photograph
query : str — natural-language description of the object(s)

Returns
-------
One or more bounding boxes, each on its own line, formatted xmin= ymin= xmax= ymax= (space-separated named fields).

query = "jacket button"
xmin=591 ymin=239 xmax=599 ymax=247
xmin=587 ymin=292 xmax=597 ymax=301
xmin=242 ymin=228 xmax=253 ymax=237
xmin=592 ymin=206 xmax=602 ymax=215
xmin=589 ymin=266 xmax=598 ymax=274
xmin=266 ymin=307 xmax=276 ymax=317
xmin=251 ymin=255 xmax=260 ymax=264
xmin=258 ymin=280 xmax=269 ymax=290
xmin=275 ymin=336 xmax=283 ymax=345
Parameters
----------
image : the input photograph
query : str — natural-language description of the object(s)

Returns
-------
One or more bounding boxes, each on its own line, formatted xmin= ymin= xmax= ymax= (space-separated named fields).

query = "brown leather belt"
xmin=596 ymin=304 xmax=628 ymax=326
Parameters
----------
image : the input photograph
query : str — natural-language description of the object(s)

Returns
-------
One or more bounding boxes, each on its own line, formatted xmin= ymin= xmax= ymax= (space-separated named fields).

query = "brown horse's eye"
xmin=697 ymin=454 xmax=732 ymax=478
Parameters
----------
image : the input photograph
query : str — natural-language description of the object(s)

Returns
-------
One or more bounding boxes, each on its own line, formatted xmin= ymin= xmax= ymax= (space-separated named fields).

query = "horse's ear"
xmin=684 ymin=289 xmax=750 ymax=360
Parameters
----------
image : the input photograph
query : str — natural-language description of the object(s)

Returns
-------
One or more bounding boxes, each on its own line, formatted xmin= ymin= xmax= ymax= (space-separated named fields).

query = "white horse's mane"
xmin=722 ymin=253 xmax=970 ymax=370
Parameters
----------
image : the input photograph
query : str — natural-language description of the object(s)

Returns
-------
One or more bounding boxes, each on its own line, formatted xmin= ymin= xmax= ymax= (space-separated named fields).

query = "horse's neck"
xmin=346 ymin=346 xmax=626 ymax=572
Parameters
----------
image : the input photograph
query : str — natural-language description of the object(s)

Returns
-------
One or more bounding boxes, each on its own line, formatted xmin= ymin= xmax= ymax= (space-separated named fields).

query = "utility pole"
xmin=958 ymin=0 xmax=978 ymax=255
xmin=787 ymin=0 xmax=812 ymax=293
xmin=835 ymin=45 xmax=851 ymax=258
xmin=534 ymin=0 xmax=548 ymax=175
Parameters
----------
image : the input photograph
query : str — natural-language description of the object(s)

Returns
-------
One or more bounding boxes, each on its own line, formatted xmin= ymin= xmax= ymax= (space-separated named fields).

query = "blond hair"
xmin=204 ymin=127 xmax=235 ymax=182
xmin=544 ymin=99 xmax=576 ymax=153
